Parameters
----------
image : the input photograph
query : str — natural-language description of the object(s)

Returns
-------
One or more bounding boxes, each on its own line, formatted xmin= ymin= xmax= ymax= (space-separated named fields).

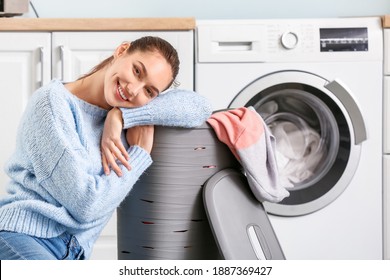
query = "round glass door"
xmin=255 ymin=88 xmax=340 ymax=192
xmin=229 ymin=71 xmax=365 ymax=216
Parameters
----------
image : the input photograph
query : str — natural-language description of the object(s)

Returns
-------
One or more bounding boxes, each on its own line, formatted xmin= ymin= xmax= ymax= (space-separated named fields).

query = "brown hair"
xmin=79 ymin=36 xmax=180 ymax=89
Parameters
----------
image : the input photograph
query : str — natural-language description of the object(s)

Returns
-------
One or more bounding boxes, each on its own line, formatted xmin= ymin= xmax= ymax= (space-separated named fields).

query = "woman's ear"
xmin=114 ymin=42 xmax=131 ymax=58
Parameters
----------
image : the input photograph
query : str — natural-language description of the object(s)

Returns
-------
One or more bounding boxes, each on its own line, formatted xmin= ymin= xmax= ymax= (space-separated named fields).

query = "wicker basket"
xmin=117 ymin=123 xmax=240 ymax=259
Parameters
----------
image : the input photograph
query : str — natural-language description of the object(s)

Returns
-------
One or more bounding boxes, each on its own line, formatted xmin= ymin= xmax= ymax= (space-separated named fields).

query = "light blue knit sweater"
xmin=0 ymin=79 xmax=212 ymax=259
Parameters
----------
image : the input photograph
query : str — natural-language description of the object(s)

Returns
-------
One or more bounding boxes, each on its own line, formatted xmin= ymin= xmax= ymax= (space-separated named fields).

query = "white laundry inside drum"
xmin=256 ymin=89 xmax=340 ymax=191
xmin=270 ymin=113 xmax=324 ymax=185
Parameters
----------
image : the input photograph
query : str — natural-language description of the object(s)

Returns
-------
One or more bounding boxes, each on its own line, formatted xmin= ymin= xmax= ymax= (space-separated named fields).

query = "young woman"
xmin=0 ymin=36 xmax=212 ymax=260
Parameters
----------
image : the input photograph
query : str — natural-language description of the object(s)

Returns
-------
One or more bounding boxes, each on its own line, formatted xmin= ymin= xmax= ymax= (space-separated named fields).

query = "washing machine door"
xmin=229 ymin=70 xmax=366 ymax=216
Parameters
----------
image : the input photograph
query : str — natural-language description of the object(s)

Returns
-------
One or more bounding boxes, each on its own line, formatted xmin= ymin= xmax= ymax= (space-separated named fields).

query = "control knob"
xmin=281 ymin=31 xmax=298 ymax=49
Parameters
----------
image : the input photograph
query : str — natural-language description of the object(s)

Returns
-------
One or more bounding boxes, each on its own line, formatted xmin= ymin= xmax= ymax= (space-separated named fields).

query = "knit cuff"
xmin=126 ymin=145 xmax=153 ymax=175
xmin=120 ymin=107 xmax=153 ymax=129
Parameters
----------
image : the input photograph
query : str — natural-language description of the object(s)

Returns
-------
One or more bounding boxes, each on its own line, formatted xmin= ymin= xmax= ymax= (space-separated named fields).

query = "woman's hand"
xmin=101 ymin=107 xmax=131 ymax=176
xmin=126 ymin=125 xmax=154 ymax=155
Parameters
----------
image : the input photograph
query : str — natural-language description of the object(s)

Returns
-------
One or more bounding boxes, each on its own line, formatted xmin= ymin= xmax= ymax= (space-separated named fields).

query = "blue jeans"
xmin=0 ymin=231 xmax=85 ymax=260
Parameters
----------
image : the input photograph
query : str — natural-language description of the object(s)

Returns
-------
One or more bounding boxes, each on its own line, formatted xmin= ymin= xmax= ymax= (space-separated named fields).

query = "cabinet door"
xmin=0 ymin=32 xmax=51 ymax=198
xmin=52 ymin=31 xmax=193 ymax=259
xmin=385 ymin=30 xmax=390 ymax=76
xmin=384 ymin=155 xmax=390 ymax=260
xmin=52 ymin=31 xmax=194 ymax=89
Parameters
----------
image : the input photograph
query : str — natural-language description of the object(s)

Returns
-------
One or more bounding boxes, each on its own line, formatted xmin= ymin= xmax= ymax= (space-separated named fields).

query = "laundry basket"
xmin=117 ymin=123 xmax=240 ymax=260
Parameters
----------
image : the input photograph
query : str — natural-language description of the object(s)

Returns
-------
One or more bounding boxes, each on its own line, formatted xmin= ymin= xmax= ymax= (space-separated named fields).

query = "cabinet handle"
xmin=39 ymin=47 xmax=44 ymax=88
xmin=59 ymin=45 xmax=65 ymax=81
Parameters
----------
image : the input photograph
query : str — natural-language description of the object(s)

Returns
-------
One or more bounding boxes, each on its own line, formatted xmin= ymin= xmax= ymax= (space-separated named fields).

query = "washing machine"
xmin=195 ymin=17 xmax=383 ymax=259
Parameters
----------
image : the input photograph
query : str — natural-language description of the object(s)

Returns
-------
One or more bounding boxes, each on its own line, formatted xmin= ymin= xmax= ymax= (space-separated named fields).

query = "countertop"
xmin=384 ymin=15 xmax=390 ymax=28
xmin=0 ymin=17 xmax=195 ymax=31
xmin=0 ymin=16 xmax=388 ymax=30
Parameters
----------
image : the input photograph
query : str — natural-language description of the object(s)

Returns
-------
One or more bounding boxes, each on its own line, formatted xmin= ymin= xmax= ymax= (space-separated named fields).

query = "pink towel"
xmin=207 ymin=107 xmax=292 ymax=203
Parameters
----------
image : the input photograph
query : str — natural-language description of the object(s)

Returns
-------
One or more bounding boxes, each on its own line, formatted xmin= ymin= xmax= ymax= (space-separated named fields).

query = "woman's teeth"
xmin=118 ymin=85 xmax=127 ymax=101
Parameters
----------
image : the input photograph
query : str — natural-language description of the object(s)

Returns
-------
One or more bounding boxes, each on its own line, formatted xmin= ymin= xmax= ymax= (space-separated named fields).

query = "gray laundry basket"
xmin=117 ymin=123 xmax=240 ymax=260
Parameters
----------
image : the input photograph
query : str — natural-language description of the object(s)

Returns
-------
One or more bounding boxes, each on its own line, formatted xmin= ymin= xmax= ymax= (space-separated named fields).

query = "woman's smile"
xmin=117 ymin=82 xmax=128 ymax=101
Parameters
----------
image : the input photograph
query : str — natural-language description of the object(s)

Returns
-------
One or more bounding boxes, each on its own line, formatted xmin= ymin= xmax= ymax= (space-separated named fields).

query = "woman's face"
xmin=104 ymin=44 xmax=173 ymax=108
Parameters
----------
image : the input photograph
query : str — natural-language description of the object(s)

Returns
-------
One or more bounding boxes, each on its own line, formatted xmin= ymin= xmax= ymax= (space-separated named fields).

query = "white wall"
xmin=25 ymin=0 xmax=390 ymax=19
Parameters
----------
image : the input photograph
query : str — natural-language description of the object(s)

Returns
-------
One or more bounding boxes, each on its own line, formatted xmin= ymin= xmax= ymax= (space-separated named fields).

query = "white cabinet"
xmin=385 ymin=30 xmax=390 ymax=76
xmin=385 ymin=155 xmax=390 ymax=260
xmin=384 ymin=29 xmax=390 ymax=260
xmin=0 ymin=32 xmax=51 ymax=198
xmin=385 ymin=30 xmax=390 ymax=154
xmin=0 ymin=30 xmax=194 ymax=260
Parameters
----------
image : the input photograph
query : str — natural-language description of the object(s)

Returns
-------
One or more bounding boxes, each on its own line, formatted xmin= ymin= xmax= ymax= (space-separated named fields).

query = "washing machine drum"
xmin=229 ymin=72 xmax=366 ymax=216
xmin=257 ymin=89 xmax=339 ymax=191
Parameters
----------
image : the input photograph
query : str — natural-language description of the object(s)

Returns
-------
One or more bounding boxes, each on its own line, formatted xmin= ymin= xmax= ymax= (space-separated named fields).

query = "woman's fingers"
xmin=102 ymin=152 xmax=110 ymax=175
xmin=101 ymin=107 xmax=130 ymax=176
xmin=101 ymin=140 xmax=131 ymax=177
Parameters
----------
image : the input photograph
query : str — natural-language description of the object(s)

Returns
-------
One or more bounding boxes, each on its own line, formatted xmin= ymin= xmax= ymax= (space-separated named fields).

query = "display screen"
xmin=320 ymin=28 xmax=368 ymax=52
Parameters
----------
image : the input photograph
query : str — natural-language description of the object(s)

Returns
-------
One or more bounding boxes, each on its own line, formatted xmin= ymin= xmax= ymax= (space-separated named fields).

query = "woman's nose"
xmin=127 ymin=82 xmax=144 ymax=98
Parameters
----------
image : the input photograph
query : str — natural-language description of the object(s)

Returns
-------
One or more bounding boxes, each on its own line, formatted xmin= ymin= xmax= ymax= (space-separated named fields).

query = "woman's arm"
xmin=45 ymin=145 xmax=151 ymax=224
xmin=100 ymin=107 xmax=130 ymax=176
xmin=120 ymin=88 xmax=213 ymax=128
xmin=17 ymin=89 xmax=153 ymax=224
xmin=101 ymin=89 xmax=212 ymax=175
xmin=100 ymin=108 xmax=155 ymax=176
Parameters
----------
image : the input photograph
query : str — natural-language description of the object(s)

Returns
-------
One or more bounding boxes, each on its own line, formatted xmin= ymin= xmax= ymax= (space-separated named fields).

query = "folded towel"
xmin=207 ymin=106 xmax=293 ymax=203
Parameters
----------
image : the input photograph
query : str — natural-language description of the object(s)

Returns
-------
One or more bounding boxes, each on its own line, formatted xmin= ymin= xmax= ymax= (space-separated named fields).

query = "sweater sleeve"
xmin=21 ymin=88 xmax=152 ymax=224
xmin=44 ymin=145 xmax=151 ymax=224
xmin=119 ymin=89 xmax=213 ymax=128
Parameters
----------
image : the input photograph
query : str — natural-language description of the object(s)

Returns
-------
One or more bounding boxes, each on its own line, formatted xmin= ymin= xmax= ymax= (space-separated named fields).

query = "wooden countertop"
xmin=1 ymin=16 xmax=388 ymax=30
xmin=384 ymin=15 xmax=390 ymax=28
xmin=0 ymin=17 xmax=195 ymax=31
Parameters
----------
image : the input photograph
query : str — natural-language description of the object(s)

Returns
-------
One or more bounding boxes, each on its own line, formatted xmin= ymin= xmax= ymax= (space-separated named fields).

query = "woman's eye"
xmin=146 ymin=88 xmax=156 ymax=98
xmin=134 ymin=66 xmax=141 ymax=76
